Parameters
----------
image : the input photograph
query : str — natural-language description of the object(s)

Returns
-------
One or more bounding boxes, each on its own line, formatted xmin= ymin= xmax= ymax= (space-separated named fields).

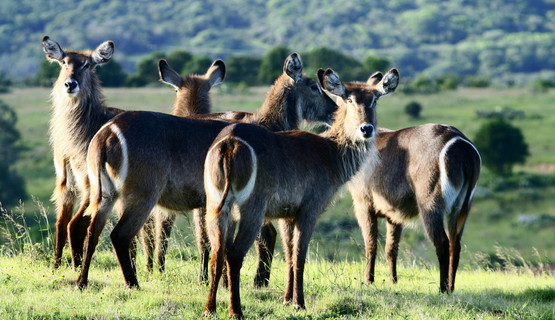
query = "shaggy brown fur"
xmin=202 ymin=68 xmax=399 ymax=318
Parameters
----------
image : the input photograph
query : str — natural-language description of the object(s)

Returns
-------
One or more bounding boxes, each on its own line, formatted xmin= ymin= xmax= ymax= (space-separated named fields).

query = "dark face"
xmin=297 ymin=77 xmax=338 ymax=125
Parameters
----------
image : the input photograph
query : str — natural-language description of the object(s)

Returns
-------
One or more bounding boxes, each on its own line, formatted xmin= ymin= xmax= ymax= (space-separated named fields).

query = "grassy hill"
xmin=1 ymin=85 xmax=554 ymax=271
xmin=1 ymin=0 xmax=555 ymax=84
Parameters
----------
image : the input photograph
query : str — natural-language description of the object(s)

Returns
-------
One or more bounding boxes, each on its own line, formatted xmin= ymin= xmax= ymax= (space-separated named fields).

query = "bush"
xmin=473 ymin=118 xmax=529 ymax=175
xmin=466 ymin=75 xmax=491 ymax=88
xmin=402 ymin=75 xmax=440 ymax=94
xmin=182 ymin=55 xmax=213 ymax=75
xmin=258 ymin=45 xmax=291 ymax=85
xmin=96 ymin=59 xmax=127 ymax=87
xmin=475 ymin=106 xmax=525 ymax=120
xmin=35 ymin=60 xmax=60 ymax=87
xmin=529 ymin=78 xmax=555 ymax=93
xmin=302 ymin=46 xmax=364 ymax=81
xmin=404 ymin=101 xmax=422 ymax=118
xmin=226 ymin=55 xmax=262 ymax=86
xmin=126 ymin=52 xmax=166 ymax=87
xmin=0 ymin=73 xmax=11 ymax=93
xmin=0 ymin=100 xmax=27 ymax=207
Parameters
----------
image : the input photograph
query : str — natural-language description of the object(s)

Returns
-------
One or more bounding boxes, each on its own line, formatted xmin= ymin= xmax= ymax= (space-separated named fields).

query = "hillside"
xmin=1 ymin=0 xmax=555 ymax=84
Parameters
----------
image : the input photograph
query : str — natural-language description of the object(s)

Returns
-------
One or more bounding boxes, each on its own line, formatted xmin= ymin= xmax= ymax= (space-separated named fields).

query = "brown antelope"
xmin=144 ymin=54 xmax=335 ymax=287
xmin=140 ymin=58 xmax=225 ymax=273
xmin=202 ymin=68 xmax=400 ymax=318
xmin=43 ymin=36 xmax=122 ymax=269
xmin=42 ymin=35 xmax=226 ymax=270
xmin=75 ymin=53 xmax=338 ymax=289
xmin=348 ymin=100 xmax=481 ymax=292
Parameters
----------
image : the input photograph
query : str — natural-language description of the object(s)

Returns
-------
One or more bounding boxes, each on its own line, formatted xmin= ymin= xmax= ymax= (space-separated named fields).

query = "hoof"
xmin=293 ymin=303 xmax=306 ymax=311
xmin=229 ymin=312 xmax=244 ymax=319
xmin=203 ymin=309 xmax=217 ymax=318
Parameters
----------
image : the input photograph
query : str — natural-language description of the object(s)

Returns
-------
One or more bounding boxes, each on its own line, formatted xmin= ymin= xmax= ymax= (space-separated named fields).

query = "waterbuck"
xmin=75 ymin=53 xmax=338 ymax=289
xmin=144 ymin=54 xmax=335 ymax=287
xmin=349 ymin=105 xmax=481 ymax=292
xmin=202 ymin=68 xmax=400 ymax=318
xmin=43 ymin=36 xmax=122 ymax=269
xmin=140 ymin=59 xmax=225 ymax=273
xmin=43 ymin=35 xmax=226 ymax=269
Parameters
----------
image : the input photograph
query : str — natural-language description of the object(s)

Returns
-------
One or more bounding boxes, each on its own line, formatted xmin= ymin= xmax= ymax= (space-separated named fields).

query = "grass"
xmin=0 ymin=204 xmax=553 ymax=319
xmin=0 ymin=249 xmax=553 ymax=319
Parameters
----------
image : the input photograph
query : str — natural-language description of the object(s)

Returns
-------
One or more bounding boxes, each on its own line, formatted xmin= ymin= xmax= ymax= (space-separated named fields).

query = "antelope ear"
xmin=367 ymin=72 xmax=383 ymax=86
xmin=317 ymin=68 xmax=326 ymax=88
xmin=91 ymin=40 xmax=114 ymax=66
xmin=205 ymin=59 xmax=226 ymax=88
xmin=158 ymin=59 xmax=184 ymax=89
xmin=42 ymin=36 xmax=65 ymax=63
xmin=376 ymin=68 xmax=400 ymax=96
xmin=283 ymin=52 xmax=303 ymax=82
xmin=322 ymin=68 xmax=346 ymax=98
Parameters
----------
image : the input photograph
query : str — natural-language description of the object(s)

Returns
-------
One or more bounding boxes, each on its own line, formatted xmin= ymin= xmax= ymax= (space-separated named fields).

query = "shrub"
xmin=473 ymin=118 xmax=529 ymax=175
xmin=404 ymin=101 xmax=422 ymax=118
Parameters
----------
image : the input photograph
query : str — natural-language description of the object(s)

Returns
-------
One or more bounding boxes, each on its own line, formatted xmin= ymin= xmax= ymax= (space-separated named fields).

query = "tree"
xmin=258 ymin=45 xmax=291 ymax=85
xmin=302 ymin=47 xmax=363 ymax=81
xmin=0 ymin=72 xmax=11 ymax=93
xmin=473 ymin=119 xmax=529 ymax=175
xmin=226 ymin=55 xmax=262 ymax=86
xmin=0 ymin=100 xmax=27 ymax=207
xmin=35 ymin=60 xmax=60 ymax=87
xmin=182 ymin=55 xmax=213 ymax=75
xmin=166 ymin=50 xmax=193 ymax=74
xmin=96 ymin=59 xmax=128 ymax=87
xmin=126 ymin=52 xmax=166 ymax=87
xmin=404 ymin=101 xmax=422 ymax=119
xmin=363 ymin=54 xmax=391 ymax=74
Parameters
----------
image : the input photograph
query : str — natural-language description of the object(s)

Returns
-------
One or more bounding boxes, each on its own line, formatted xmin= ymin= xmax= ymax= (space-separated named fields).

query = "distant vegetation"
xmin=474 ymin=118 xmax=530 ymax=175
xmin=1 ymin=0 xmax=555 ymax=86
xmin=0 ymin=100 xmax=27 ymax=207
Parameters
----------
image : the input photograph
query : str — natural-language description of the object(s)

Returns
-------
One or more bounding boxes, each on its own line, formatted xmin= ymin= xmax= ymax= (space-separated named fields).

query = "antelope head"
xmin=42 ymin=36 xmax=114 ymax=98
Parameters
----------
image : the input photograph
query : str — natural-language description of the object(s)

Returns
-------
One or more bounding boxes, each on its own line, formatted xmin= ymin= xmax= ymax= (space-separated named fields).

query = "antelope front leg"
xmin=53 ymin=161 xmax=77 ymax=269
xmin=352 ymin=196 xmax=378 ymax=283
xmin=385 ymin=220 xmax=403 ymax=283
xmin=291 ymin=211 xmax=319 ymax=310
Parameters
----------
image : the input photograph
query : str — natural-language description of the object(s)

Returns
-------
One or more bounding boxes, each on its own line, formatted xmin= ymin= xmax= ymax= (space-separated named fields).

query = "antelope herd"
xmin=43 ymin=35 xmax=481 ymax=318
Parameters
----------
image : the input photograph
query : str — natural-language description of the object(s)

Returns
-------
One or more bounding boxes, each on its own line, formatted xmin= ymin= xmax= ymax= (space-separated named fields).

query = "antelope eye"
xmin=346 ymin=98 xmax=353 ymax=104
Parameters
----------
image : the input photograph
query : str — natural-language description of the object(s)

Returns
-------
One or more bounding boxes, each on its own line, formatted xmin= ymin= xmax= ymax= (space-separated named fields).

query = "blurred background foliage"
xmin=1 ymin=0 xmax=555 ymax=88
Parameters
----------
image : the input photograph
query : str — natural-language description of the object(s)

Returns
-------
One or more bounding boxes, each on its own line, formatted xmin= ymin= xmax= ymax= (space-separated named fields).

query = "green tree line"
xmin=1 ymin=0 xmax=554 ymax=85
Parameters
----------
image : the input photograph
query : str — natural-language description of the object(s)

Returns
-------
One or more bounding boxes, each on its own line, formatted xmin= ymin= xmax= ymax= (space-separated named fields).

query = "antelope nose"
xmin=65 ymin=80 xmax=78 ymax=91
xmin=360 ymin=124 xmax=374 ymax=139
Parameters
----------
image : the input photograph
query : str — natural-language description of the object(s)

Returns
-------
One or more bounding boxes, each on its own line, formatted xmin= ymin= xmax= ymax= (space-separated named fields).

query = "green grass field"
xmin=0 ymin=250 xmax=553 ymax=319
